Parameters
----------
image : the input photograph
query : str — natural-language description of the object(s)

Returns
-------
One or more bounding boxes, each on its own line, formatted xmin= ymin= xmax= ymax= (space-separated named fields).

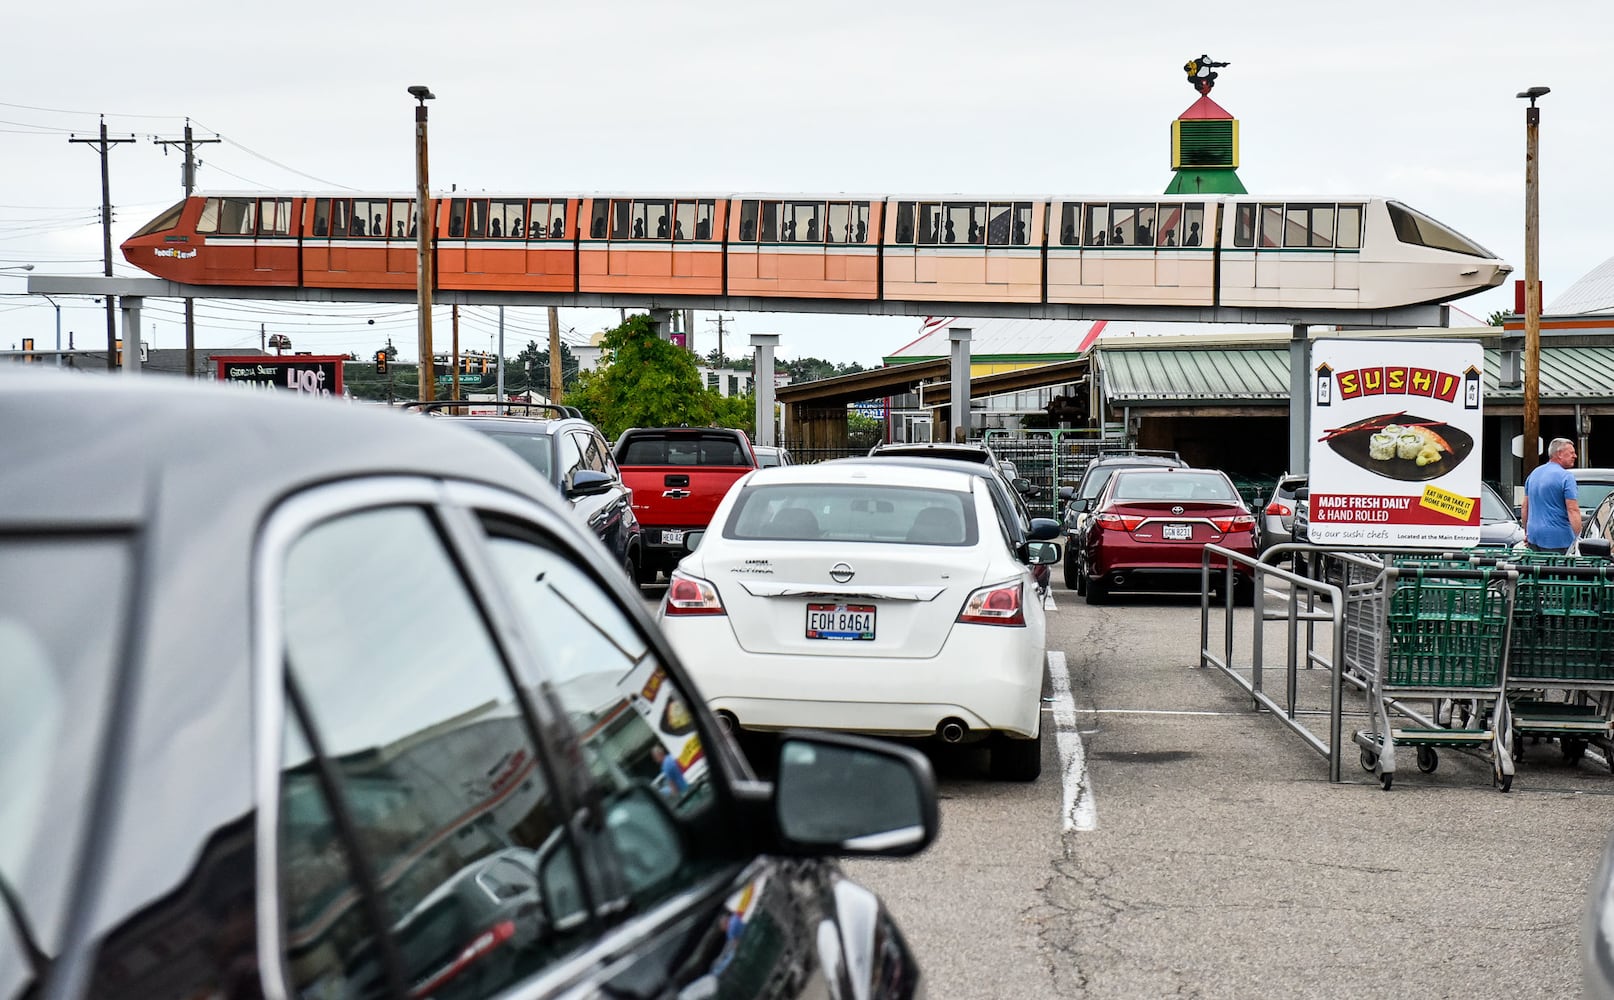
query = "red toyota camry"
xmin=1075 ymin=467 xmax=1258 ymax=605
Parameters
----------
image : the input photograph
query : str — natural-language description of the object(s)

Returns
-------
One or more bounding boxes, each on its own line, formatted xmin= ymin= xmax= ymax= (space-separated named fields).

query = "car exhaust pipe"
xmin=714 ymin=710 xmax=738 ymax=736
xmin=938 ymin=719 xmax=967 ymax=744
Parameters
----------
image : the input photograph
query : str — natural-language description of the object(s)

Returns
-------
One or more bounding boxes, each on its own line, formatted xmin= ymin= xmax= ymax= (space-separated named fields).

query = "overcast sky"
xmin=3 ymin=1 xmax=1607 ymax=367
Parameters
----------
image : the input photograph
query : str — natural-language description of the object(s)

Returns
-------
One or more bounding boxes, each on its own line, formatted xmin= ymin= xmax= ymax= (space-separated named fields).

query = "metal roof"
xmin=1097 ymin=344 xmax=1614 ymax=405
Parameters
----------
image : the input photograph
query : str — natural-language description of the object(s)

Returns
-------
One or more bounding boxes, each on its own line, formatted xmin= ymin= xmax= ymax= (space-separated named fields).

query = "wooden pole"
xmin=548 ymin=306 xmax=563 ymax=404
xmin=1522 ymin=94 xmax=1544 ymax=478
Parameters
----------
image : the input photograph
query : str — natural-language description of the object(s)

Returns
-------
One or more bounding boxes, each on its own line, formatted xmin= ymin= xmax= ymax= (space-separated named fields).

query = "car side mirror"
xmin=1057 ymin=485 xmax=1075 ymax=502
xmin=1013 ymin=477 xmax=1039 ymax=497
xmin=774 ymin=732 xmax=937 ymax=857
xmin=1027 ymin=517 xmax=1061 ymax=541
xmin=567 ymin=469 xmax=616 ymax=498
xmin=1026 ymin=540 xmax=1061 ymax=565
xmin=683 ymin=530 xmax=704 ymax=551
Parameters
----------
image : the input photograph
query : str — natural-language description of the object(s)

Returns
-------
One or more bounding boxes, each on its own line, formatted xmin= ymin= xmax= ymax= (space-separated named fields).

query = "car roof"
xmin=869 ymin=442 xmax=995 ymax=463
xmin=1085 ymin=454 xmax=1187 ymax=469
xmin=1 ymin=372 xmax=560 ymax=529
xmin=1572 ymin=468 xmax=1614 ymax=481
xmin=830 ymin=455 xmax=1007 ymax=481
xmin=744 ymin=460 xmax=976 ymax=492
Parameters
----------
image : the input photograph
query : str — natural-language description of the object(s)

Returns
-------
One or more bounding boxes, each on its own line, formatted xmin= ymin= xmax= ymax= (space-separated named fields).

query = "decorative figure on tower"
xmin=1184 ymin=54 xmax=1229 ymax=95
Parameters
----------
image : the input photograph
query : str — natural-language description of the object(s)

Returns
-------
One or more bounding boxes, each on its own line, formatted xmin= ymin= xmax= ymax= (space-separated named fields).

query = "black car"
xmin=407 ymin=401 xmax=643 ymax=582
xmin=1 ymin=372 xmax=939 ymax=1000
xmin=1057 ymin=451 xmax=1187 ymax=589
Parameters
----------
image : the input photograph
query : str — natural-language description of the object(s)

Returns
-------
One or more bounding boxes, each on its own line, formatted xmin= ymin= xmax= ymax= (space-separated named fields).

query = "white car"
xmin=656 ymin=462 xmax=1059 ymax=781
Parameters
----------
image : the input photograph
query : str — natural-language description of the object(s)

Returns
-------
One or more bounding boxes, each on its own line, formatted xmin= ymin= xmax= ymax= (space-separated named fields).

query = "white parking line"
xmin=1046 ymin=651 xmax=1097 ymax=832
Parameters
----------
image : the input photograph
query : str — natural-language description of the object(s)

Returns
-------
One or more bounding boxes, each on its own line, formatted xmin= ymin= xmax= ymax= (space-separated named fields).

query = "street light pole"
xmin=1518 ymin=85 xmax=1550 ymax=479
xmin=410 ymin=85 xmax=437 ymax=402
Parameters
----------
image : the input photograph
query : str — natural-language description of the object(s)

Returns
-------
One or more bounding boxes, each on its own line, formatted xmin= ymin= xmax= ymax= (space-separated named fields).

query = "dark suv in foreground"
xmin=2 ymin=372 xmax=938 ymax=1000
xmin=407 ymin=400 xmax=642 ymax=581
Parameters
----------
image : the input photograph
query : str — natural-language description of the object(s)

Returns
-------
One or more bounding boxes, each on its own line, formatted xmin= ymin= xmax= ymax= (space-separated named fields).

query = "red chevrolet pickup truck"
xmin=613 ymin=427 xmax=757 ymax=584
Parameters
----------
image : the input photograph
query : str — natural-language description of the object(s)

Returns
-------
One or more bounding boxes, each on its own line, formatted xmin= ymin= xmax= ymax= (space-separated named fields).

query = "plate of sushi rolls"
xmin=1318 ymin=412 xmax=1473 ymax=481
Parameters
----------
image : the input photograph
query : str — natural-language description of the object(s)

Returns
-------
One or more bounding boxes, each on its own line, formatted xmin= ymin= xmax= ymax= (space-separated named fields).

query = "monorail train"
xmin=121 ymin=192 xmax=1511 ymax=310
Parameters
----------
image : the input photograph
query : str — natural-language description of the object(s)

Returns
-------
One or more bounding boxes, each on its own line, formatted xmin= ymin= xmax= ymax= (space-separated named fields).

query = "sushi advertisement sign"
xmin=1307 ymin=338 xmax=1483 ymax=548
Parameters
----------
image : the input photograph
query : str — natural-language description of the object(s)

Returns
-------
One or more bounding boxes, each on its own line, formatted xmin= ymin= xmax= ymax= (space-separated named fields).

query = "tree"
xmin=510 ymin=339 xmax=581 ymax=397
xmin=572 ymin=315 xmax=712 ymax=437
xmin=1486 ymin=309 xmax=1510 ymax=327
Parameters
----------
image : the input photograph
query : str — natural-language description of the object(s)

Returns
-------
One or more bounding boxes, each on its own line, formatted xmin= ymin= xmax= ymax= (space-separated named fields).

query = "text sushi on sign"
xmin=1306 ymin=338 xmax=1483 ymax=549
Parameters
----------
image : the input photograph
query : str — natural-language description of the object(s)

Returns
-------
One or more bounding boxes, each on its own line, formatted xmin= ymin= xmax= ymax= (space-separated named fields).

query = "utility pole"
xmin=709 ymin=314 xmax=735 ymax=368
xmin=70 ymin=117 xmax=135 ymax=371
xmin=1518 ymin=86 xmax=1550 ymax=479
xmin=451 ymin=304 xmax=461 ymax=402
xmin=409 ymin=85 xmax=437 ymax=402
xmin=548 ymin=306 xmax=563 ymax=404
xmin=153 ymin=118 xmax=218 ymax=377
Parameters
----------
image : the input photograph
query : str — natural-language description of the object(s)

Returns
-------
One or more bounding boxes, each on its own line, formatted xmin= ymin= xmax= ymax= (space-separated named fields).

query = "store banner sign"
xmin=1307 ymin=339 xmax=1483 ymax=549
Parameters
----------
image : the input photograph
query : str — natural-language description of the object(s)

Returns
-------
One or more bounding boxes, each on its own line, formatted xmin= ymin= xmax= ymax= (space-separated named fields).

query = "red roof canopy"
xmin=1178 ymin=95 xmax=1233 ymax=121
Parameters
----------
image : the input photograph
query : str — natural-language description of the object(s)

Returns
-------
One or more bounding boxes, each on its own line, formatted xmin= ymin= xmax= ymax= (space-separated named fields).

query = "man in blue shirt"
xmin=1522 ymin=437 xmax=1582 ymax=553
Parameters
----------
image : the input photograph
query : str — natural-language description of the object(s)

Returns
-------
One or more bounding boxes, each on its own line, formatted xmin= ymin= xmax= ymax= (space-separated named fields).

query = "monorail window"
xmin=1058 ymin=204 xmax=1081 ymax=246
xmin=1006 ymin=203 xmax=1031 ymax=245
xmin=391 ymin=199 xmax=414 ymax=239
xmin=782 ymin=201 xmax=821 ymax=242
xmin=131 ymin=200 xmax=185 ymax=237
xmin=1084 ymin=205 xmax=1107 ymax=246
xmin=544 ymin=201 xmax=567 ymax=239
xmin=1108 ymin=204 xmax=1150 ymax=246
xmin=944 ymin=202 xmax=982 ymax=245
xmin=198 ymin=197 xmax=256 ymax=236
xmin=1386 ymin=201 xmax=1492 ymax=258
xmin=739 ymin=201 xmax=759 ymax=241
xmin=918 ymin=203 xmax=941 ymax=245
xmin=693 ymin=200 xmax=715 ymax=240
xmin=1181 ymin=204 xmax=1205 ymax=247
xmin=329 ymin=199 xmax=351 ymax=238
xmin=490 ymin=199 xmax=524 ymax=239
xmin=1154 ymin=203 xmax=1182 ymax=246
xmin=1336 ymin=205 xmax=1362 ymax=249
xmin=826 ymin=201 xmax=868 ymax=243
xmin=894 ymin=202 xmax=916 ymax=244
xmin=1282 ymin=204 xmax=1334 ymax=248
xmin=1232 ymin=204 xmax=1256 ymax=247
xmin=590 ymin=200 xmax=609 ymax=239
xmin=467 ymin=199 xmax=489 ymax=238
xmin=354 ymin=198 xmax=390 ymax=238
xmin=449 ymin=198 xmax=467 ymax=238
xmin=637 ymin=199 xmax=674 ymax=239
xmin=759 ymin=202 xmax=779 ymax=242
xmin=256 ymin=198 xmax=291 ymax=236
xmin=1258 ymin=203 xmax=1284 ymax=248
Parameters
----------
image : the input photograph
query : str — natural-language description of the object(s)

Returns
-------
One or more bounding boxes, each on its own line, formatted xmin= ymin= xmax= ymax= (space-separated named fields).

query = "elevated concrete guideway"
xmin=26 ymin=274 xmax=1449 ymax=329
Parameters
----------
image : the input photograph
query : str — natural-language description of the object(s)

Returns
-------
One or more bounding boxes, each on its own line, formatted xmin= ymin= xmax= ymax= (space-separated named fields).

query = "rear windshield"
xmin=725 ymin=484 xmax=978 ymax=545
xmin=1111 ymin=473 xmax=1238 ymax=502
xmin=476 ymin=428 xmax=554 ymax=480
xmin=1 ymin=535 xmax=131 ymax=993
xmin=618 ymin=435 xmax=747 ymax=466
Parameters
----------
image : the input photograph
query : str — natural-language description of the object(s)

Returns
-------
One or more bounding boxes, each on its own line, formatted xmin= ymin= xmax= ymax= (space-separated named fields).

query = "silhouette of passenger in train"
xmin=696 ymin=217 xmax=711 ymax=240
xmin=856 ymin=220 xmax=867 ymax=242
xmin=313 ymin=215 xmax=329 ymax=237
xmin=674 ymin=219 xmax=685 ymax=240
xmin=1092 ymin=229 xmax=1105 ymax=246
xmin=656 ymin=215 xmax=669 ymax=238
xmin=489 ymin=218 xmax=502 ymax=238
xmin=1136 ymin=220 xmax=1152 ymax=244
xmin=1164 ymin=230 xmax=1177 ymax=246
xmin=373 ymin=214 xmax=384 ymax=237
xmin=553 ymin=215 xmax=564 ymax=238
xmin=408 ymin=215 xmax=417 ymax=238
xmin=633 ymin=218 xmax=646 ymax=239
xmin=740 ymin=217 xmax=756 ymax=241
xmin=1112 ymin=226 xmax=1125 ymax=245
xmin=1062 ymin=224 xmax=1075 ymax=245
xmin=591 ymin=215 xmax=606 ymax=239
xmin=1185 ymin=222 xmax=1202 ymax=246
xmin=968 ymin=219 xmax=982 ymax=243
xmin=896 ymin=218 xmax=912 ymax=242
xmin=511 ymin=217 xmax=524 ymax=238
xmin=943 ymin=220 xmax=956 ymax=244
xmin=784 ymin=219 xmax=797 ymax=241
xmin=929 ymin=218 xmax=940 ymax=243
xmin=351 ymin=216 xmax=366 ymax=236
xmin=805 ymin=218 xmax=818 ymax=241
xmin=396 ymin=220 xmax=405 ymax=238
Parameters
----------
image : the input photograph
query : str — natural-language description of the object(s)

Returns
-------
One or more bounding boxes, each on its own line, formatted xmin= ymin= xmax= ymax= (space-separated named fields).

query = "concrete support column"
xmin=751 ymin=333 xmax=780 ymax=447
xmin=120 ymin=296 xmax=143 ymax=374
xmin=1288 ymin=324 xmax=1308 ymax=472
xmin=948 ymin=326 xmax=972 ymax=442
xmin=648 ymin=308 xmax=673 ymax=341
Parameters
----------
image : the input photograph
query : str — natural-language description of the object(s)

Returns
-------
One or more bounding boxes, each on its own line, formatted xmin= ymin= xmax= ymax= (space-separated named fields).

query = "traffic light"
xmin=375 ymin=349 xmax=388 ymax=375
xmin=480 ymin=354 xmax=490 ymax=375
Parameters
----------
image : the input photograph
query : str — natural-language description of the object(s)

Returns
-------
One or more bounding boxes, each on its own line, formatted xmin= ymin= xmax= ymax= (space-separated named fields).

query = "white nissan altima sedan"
xmin=656 ymin=461 xmax=1060 ymax=781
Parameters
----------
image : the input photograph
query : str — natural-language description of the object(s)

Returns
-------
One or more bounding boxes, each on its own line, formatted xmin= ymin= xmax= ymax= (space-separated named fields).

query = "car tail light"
xmin=664 ymin=572 xmax=726 ymax=616
xmin=409 ymin=920 xmax=517 ymax=998
xmin=1212 ymin=515 xmax=1257 ymax=533
xmin=1265 ymin=501 xmax=1292 ymax=517
xmin=957 ymin=580 xmax=1025 ymax=626
xmin=1096 ymin=513 xmax=1145 ymax=532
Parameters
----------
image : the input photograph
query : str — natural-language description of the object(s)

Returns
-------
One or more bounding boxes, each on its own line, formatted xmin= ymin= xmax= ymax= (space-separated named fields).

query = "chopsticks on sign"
xmin=1315 ymin=413 xmax=1445 ymax=443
